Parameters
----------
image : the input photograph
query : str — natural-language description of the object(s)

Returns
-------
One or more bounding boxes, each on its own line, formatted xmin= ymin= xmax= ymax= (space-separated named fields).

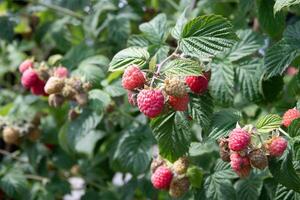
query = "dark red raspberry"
xmin=151 ymin=166 xmax=173 ymax=189
xmin=185 ymin=73 xmax=209 ymax=94
xmin=122 ymin=65 xmax=145 ymax=90
xmin=31 ymin=79 xmax=47 ymax=96
xmin=230 ymin=152 xmax=251 ymax=178
xmin=137 ymin=89 xmax=164 ymax=118
xmin=169 ymin=94 xmax=189 ymax=111
xmin=267 ymin=136 xmax=288 ymax=157
xmin=282 ymin=108 xmax=300 ymax=127
xmin=228 ymin=128 xmax=251 ymax=151
xmin=21 ymin=68 xmax=39 ymax=88
xmin=19 ymin=59 xmax=33 ymax=73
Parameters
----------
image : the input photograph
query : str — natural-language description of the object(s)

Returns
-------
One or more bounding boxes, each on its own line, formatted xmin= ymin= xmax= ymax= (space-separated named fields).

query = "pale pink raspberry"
xmin=54 ymin=66 xmax=69 ymax=78
xmin=268 ymin=137 xmax=287 ymax=157
xmin=228 ymin=128 xmax=251 ymax=151
xmin=137 ymin=89 xmax=164 ymax=118
xmin=19 ymin=59 xmax=33 ymax=73
xmin=282 ymin=108 xmax=300 ymax=127
xmin=230 ymin=152 xmax=251 ymax=178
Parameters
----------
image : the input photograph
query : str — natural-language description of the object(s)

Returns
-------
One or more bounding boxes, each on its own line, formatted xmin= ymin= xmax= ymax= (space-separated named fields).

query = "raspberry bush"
xmin=1 ymin=0 xmax=300 ymax=199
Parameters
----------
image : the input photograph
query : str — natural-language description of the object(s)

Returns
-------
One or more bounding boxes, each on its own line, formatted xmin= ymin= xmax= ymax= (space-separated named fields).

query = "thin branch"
xmin=25 ymin=174 xmax=49 ymax=183
xmin=279 ymin=128 xmax=291 ymax=139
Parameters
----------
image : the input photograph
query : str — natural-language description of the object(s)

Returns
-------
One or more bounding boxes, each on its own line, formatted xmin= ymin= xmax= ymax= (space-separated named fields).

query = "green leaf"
xmin=171 ymin=9 xmax=189 ymax=40
xmin=0 ymin=167 xmax=29 ymax=199
xmin=0 ymin=16 xmax=15 ymax=42
xmin=179 ymin=15 xmax=237 ymax=59
xmin=269 ymin=150 xmax=300 ymax=192
xmin=256 ymin=114 xmax=282 ymax=133
xmin=275 ymin=184 xmax=300 ymax=200
xmin=139 ymin=13 xmax=168 ymax=44
xmin=112 ymin=126 xmax=153 ymax=175
xmin=274 ymin=0 xmax=300 ymax=13
xmin=161 ymin=58 xmax=202 ymax=76
xmin=283 ymin=21 xmax=300 ymax=40
xmin=188 ymin=93 xmax=214 ymax=131
xmin=288 ymin=118 xmax=300 ymax=138
xmin=187 ymin=166 xmax=203 ymax=188
xmin=204 ymin=160 xmax=237 ymax=200
xmin=210 ymin=59 xmax=235 ymax=105
xmin=225 ymin=29 xmax=263 ymax=62
xmin=236 ymin=59 xmax=263 ymax=102
xmin=257 ymin=0 xmax=285 ymax=39
xmin=88 ymin=89 xmax=111 ymax=111
xmin=109 ymin=47 xmax=150 ymax=71
xmin=263 ymin=39 xmax=300 ymax=78
xmin=127 ymin=34 xmax=150 ymax=47
xmin=234 ymin=173 xmax=263 ymax=200
xmin=151 ymin=112 xmax=192 ymax=161
xmin=209 ymin=109 xmax=241 ymax=139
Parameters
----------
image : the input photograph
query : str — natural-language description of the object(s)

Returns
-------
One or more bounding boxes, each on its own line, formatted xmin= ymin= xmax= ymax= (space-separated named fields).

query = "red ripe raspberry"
xmin=127 ymin=90 xmax=137 ymax=106
xmin=54 ymin=66 xmax=69 ymax=78
xmin=19 ymin=59 xmax=33 ymax=73
xmin=268 ymin=137 xmax=287 ymax=157
xmin=151 ymin=166 xmax=173 ymax=189
xmin=185 ymin=73 xmax=209 ymax=94
xmin=31 ymin=79 xmax=47 ymax=96
xmin=169 ymin=94 xmax=189 ymax=111
xmin=21 ymin=68 xmax=39 ymax=88
xmin=228 ymin=128 xmax=251 ymax=151
xmin=230 ymin=153 xmax=251 ymax=178
xmin=122 ymin=65 xmax=145 ymax=90
xmin=282 ymin=108 xmax=300 ymax=127
xmin=137 ymin=89 xmax=164 ymax=118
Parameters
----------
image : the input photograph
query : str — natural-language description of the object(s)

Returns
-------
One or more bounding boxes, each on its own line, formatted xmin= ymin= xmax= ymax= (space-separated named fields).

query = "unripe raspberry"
xmin=21 ymin=68 xmax=39 ymax=88
xmin=137 ymin=89 xmax=164 ymax=118
xmin=151 ymin=166 xmax=173 ymax=189
xmin=31 ymin=79 xmax=47 ymax=96
xmin=282 ymin=108 xmax=300 ymax=127
xmin=151 ymin=156 xmax=166 ymax=173
xmin=62 ymin=85 xmax=77 ymax=99
xmin=169 ymin=94 xmax=189 ymax=111
xmin=54 ymin=66 xmax=69 ymax=78
xmin=185 ymin=73 xmax=209 ymax=94
xmin=267 ymin=137 xmax=287 ymax=157
xmin=122 ymin=65 xmax=145 ymax=90
xmin=28 ymin=129 xmax=40 ymax=142
xmin=173 ymin=157 xmax=189 ymax=175
xmin=249 ymin=149 xmax=268 ymax=169
xmin=48 ymin=94 xmax=65 ymax=107
xmin=169 ymin=177 xmax=190 ymax=198
xmin=230 ymin=153 xmax=251 ymax=178
xmin=44 ymin=77 xmax=65 ymax=94
xmin=19 ymin=59 xmax=33 ymax=73
xmin=218 ymin=138 xmax=230 ymax=162
xmin=228 ymin=128 xmax=251 ymax=151
xmin=3 ymin=127 xmax=20 ymax=145
xmin=164 ymin=78 xmax=186 ymax=97
xmin=127 ymin=90 xmax=137 ymax=106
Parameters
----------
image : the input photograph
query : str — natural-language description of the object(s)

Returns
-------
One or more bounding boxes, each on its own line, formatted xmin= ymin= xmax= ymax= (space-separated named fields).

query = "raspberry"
xmin=230 ymin=153 xmax=251 ymax=178
xmin=127 ymin=91 xmax=137 ymax=106
xmin=19 ymin=59 xmax=33 ymax=73
xmin=137 ymin=89 xmax=164 ymax=118
xmin=169 ymin=177 xmax=190 ymax=198
xmin=3 ymin=127 xmax=20 ymax=145
xmin=122 ymin=65 xmax=145 ymax=90
xmin=48 ymin=94 xmax=65 ymax=107
xmin=151 ymin=156 xmax=166 ymax=173
xmin=218 ymin=138 xmax=230 ymax=162
xmin=169 ymin=94 xmax=189 ymax=111
xmin=151 ymin=166 xmax=173 ymax=189
xmin=267 ymin=137 xmax=287 ymax=157
xmin=54 ymin=66 xmax=69 ymax=78
xmin=185 ymin=73 xmax=209 ymax=94
xmin=44 ymin=77 xmax=65 ymax=94
xmin=173 ymin=157 xmax=189 ymax=175
xmin=21 ymin=68 xmax=39 ymax=88
xmin=228 ymin=128 xmax=251 ymax=151
xmin=249 ymin=149 xmax=268 ymax=169
xmin=31 ymin=79 xmax=46 ymax=96
xmin=282 ymin=108 xmax=300 ymax=127
xmin=164 ymin=78 xmax=186 ymax=97
xmin=75 ymin=93 xmax=88 ymax=106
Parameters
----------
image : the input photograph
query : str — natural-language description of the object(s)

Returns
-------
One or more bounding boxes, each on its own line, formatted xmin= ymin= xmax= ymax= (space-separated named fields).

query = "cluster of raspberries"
xmin=0 ymin=113 xmax=42 ymax=145
xmin=150 ymin=156 xmax=190 ymax=198
xmin=19 ymin=59 xmax=91 ymax=119
xmin=219 ymin=127 xmax=287 ymax=178
xmin=122 ymin=65 xmax=210 ymax=118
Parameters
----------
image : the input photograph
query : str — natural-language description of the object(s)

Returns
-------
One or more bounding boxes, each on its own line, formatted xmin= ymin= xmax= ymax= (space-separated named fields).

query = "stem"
xmin=0 ymin=149 xmax=27 ymax=163
xmin=32 ymin=1 xmax=84 ymax=20
xmin=279 ymin=128 xmax=291 ymax=139
xmin=150 ymin=46 xmax=179 ymax=87
xmin=25 ymin=174 xmax=49 ymax=183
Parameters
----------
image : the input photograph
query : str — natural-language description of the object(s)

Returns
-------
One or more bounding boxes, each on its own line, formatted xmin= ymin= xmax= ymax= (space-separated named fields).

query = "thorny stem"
xmin=150 ymin=46 xmax=179 ymax=88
